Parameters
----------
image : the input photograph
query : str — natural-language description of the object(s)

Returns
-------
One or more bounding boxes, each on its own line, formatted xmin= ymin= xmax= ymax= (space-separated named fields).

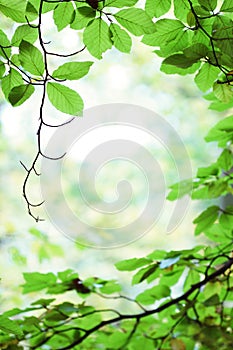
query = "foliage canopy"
xmin=0 ymin=0 xmax=233 ymax=349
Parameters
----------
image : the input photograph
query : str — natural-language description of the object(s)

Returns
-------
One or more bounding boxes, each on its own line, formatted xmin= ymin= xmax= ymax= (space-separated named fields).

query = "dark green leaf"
xmin=52 ymin=61 xmax=93 ymax=80
xmin=47 ymin=82 xmax=84 ymax=116
xmin=114 ymin=8 xmax=155 ymax=36
xmin=70 ymin=7 xmax=95 ymax=30
xmin=162 ymin=54 xmax=198 ymax=69
xmin=83 ymin=18 xmax=112 ymax=59
xmin=8 ymin=84 xmax=35 ymax=107
xmin=184 ymin=43 xmax=208 ymax=60
xmin=19 ymin=40 xmax=44 ymax=76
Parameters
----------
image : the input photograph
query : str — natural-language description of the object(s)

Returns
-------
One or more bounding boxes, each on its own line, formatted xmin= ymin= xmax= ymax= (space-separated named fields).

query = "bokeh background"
xmin=0 ymin=13 xmax=223 ymax=312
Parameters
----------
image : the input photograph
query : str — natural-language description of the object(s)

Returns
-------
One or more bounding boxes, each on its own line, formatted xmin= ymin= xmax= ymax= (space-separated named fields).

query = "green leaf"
xmin=208 ymin=179 xmax=228 ymax=198
xmin=205 ymin=115 xmax=233 ymax=146
xmin=193 ymin=205 xmax=219 ymax=235
xmin=52 ymin=61 xmax=93 ymax=80
xmin=104 ymin=0 xmax=139 ymax=8
xmin=0 ymin=315 xmax=23 ymax=337
xmin=31 ymin=298 xmax=55 ymax=306
xmin=83 ymin=18 xmax=112 ymax=59
xmin=187 ymin=11 xmax=196 ymax=27
xmin=1 ymin=68 xmax=24 ymax=100
xmin=110 ymin=23 xmax=132 ymax=53
xmin=184 ymin=43 xmax=208 ymax=60
xmin=213 ymin=82 xmax=233 ymax=103
xmin=221 ymin=0 xmax=233 ymax=12
xmin=99 ymin=280 xmax=121 ymax=294
xmin=8 ymin=84 xmax=35 ymax=107
xmin=142 ymin=19 xmax=185 ymax=47
xmin=136 ymin=285 xmax=170 ymax=305
xmin=217 ymin=149 xmax=233 ymax=171
xmin=19 ymin=40 xmax=44 ymax=76
xmin=167 ymin=179 xmax=193 ymax=200
xmin=11 ymin=25 xmax=38 ymax=46
xmin=53 ymin=2 xmax=75 ymax=31
xmin=198 ymin=0 xmax=217 ymax=11
xmin=26 ymin=1 xmax=38 ymax=21
xmin=212 ymin=16 xmax=233 ymax=57
xmin=162 ymin=54 xmax=198 ymax=69
xmin=145 ymin=0 xmax=171 ymax=18
xmin=22 ymin=272 xmax=57 ymax=293
xmin=115 ymin=257 xmax=151 ymax=271
xmin=204 ymin=294 xmax=220 ymax=306
xmin=47 ymin=82 xmax=83 ymax=116
xmin=183 ymin=269 xmax=200 ymax=292
xmin=70 ymin=7 xmax=95 ymax=30
xmin=173 ymin=0 xmax=190 ymax=22
xmin=114 ymin=8 xmax=155 ymax=36
xmin=161 ymin=61 xmax=200 ymax=75
xmin=0 ymin=60 xmax=5 ymax=78
xmin=195 ymin=64 xmax=219 ymax=92
xmin=0 ymin=0 xmax=26 ymax=22
xmin=0 ymin=29 xmax=11 ymax=58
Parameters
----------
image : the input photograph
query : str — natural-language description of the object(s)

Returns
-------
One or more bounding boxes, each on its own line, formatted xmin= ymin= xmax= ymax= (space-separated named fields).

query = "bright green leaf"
xmin=1 ymin=68 xmax=24 ymax=100
xmin=110 ymin=23 xmax=132 ymax=53
xmin=195 ymin=63 xmax=219 ymax=92
xmin=83 ymin=18 xmax=112 ymax=59
xmin=145 ymin=0 xmax=171 ymax=18
xmin=52 ymin=61 xmax=93 ymax=80
xmin=115 ymin=257 xmax=151 ymax=271
xmin=104 ymin=0 xmax=139 ymax=8
xmin=0 ymin=316 xmax=23 ymax=337
xmin=136 ymin=285 xmax=170 ymax=305
xmin=114 ymin=8 xmax=156 ymax=36
xmin=11 ymin=25 xmax=38 ymax=46
xmin=0 ymin=29 xmax=11 ymax=59
xmin=213 ymin=82 xmax=233 ymax=103
xmin=0 ymin=0 xmax=26 ymax=22
xmin=193 ymin=205 xmax=219 ymax=235
xmin=22 ymin=272 xmax=57 ymax=293
xmin=47 ymin=82 xmax=83 ymax=116
xmin=53 ymin=2 xmax=75 ymax=31
xmin=19 ymin=40 xmax=44 ymax=76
